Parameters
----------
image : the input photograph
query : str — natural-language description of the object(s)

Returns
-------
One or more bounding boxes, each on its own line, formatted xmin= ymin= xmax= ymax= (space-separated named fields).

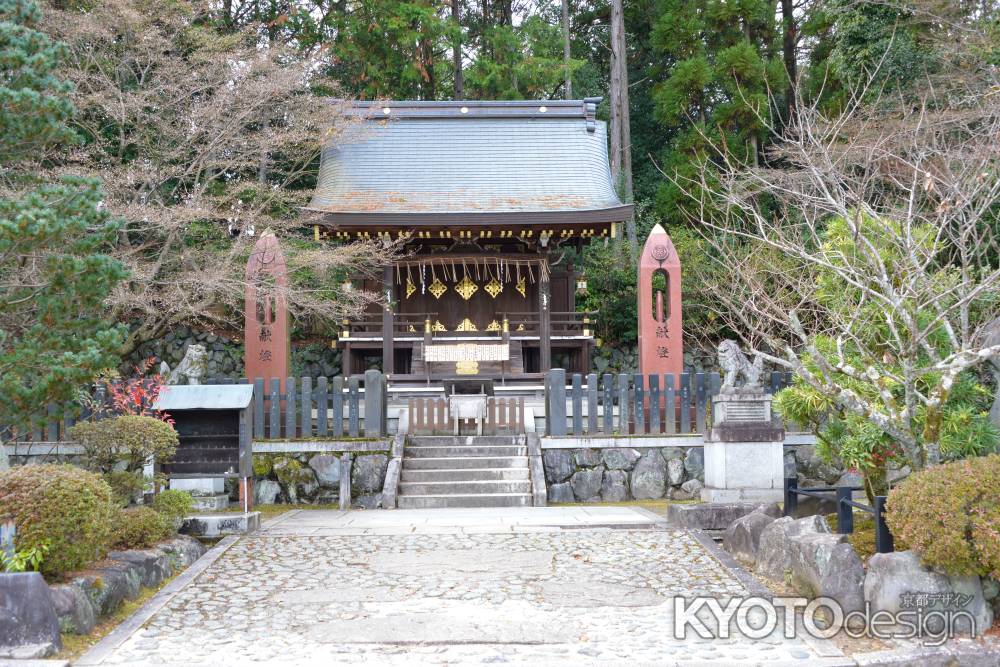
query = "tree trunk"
xmin=562 ymin=0 xmax=572 ymax=99
xmin=610 ymin=0 xmax=636 ymax=256
xmin=781 ymin=0 xmax=797 ymax=128
xmin=453 ymin=0 xmax=463 ymax=98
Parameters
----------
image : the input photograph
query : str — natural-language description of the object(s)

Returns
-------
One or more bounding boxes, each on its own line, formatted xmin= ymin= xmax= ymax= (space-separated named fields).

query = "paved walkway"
xmin=81 ymin=507 xmax=848 ymax=666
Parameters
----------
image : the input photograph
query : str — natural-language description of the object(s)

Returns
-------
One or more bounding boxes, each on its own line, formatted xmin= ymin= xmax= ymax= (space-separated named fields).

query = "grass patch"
xmin=56 ymin=572 xmax=178 ymax=661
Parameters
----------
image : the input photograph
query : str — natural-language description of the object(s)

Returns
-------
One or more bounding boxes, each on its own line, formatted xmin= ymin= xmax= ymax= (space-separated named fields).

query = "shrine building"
xmin=306 ymin=99 xmax=632 ymax=383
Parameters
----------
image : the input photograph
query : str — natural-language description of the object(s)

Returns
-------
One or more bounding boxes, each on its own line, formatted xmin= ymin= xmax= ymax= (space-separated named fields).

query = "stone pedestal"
xmin=701 ymin=392 xmax=785 ymax=503
xmin=170 ymin=478 xmax=225 ymax=495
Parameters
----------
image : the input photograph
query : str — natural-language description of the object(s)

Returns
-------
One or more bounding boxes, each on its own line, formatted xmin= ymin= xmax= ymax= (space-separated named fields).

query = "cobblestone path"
xmin=96 ymin=522 xmax=838 ymax=665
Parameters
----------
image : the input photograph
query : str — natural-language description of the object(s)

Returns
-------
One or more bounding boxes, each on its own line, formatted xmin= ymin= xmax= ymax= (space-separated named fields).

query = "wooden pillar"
xmin=539 ymin=275 xmax=551 ymax=373
xmin=382 ymin=265 xmax=394 ymax=376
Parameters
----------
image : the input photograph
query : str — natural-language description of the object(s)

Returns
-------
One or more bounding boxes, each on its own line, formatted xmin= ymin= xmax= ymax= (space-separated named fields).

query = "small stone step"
xmin=398 ymin=479 xmax=532 ymax=496
xmin=408 ymin=435 xmax=523 ymax=447
xmin=403 ymin=456 xmax=529 ymax=470
xmin=401 ymin=467 xmax=530 ymax=482
xmin=405 ymin=445 xmax=526 ymax=458
xmin=396 ymin=493 xmax=533 ymax=509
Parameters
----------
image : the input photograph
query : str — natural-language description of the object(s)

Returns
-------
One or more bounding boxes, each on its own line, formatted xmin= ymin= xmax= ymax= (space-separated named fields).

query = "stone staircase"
xmin=397 ymin=435 xmax=533 ymax=508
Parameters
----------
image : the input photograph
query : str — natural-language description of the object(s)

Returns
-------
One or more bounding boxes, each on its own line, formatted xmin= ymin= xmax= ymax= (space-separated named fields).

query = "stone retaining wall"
xmin=251 ymin=451 xmax=388 ymax=509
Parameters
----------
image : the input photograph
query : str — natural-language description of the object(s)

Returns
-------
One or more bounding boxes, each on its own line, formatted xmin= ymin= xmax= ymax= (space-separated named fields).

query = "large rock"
xmin=351 ymin=454 xmax=388 ymax=495
xmin=48 ymin=582 xmax=96 ymax=635
xmin=756 ymin=515 xmax=830 ymax=581
xmin=820 ymin=543 xmax=866 ymax=616
xmin=865 ymin=551 xmax=993 ymax=635
xmin=0 ymin=572 xmax=61 ymax=659
xmin=158 ymin=535 xmax=207 ymax=570
xmin=547 ymin=482 xmax=574 ymax=503
xmin=308 ymin=455 xmax=342 ymax=486
xmin=543 ymin=450 xmax=575 ymax=483
xmin=788 ymin=532 xmax=848 ymax=596
xmin=668 ymin=502 xmax=766 ymax=531
xmin=666 ymin=457 xmax=685 ymax=486
xmin=573 ymin=448 xmax=601 ymax=468
xmin=723 ymin=511 xmax=776 ymax=565
xmin=601 ymin=470 xmax=629 ymax=502
xmin=254 ymin=479 xmax=281 ymax=505
xmin=353 ymin=493 xmax=382 ymax=510
xmin=108 ymin=549 xmax=172 ymax=588
xmin=571 ymin=466 xmax=604 ymax=501
xmin=683 ymin=448 xmax=704 ymax=480
xmin=601 ymin=448 xmax=640 ymax=471
xmin=631 ymin=451 xmax=667 ymax=499
xmin=81 ymin=561 xmax=141 ymax=615
xmin=680 ymin=479 xmax=703 ymax=497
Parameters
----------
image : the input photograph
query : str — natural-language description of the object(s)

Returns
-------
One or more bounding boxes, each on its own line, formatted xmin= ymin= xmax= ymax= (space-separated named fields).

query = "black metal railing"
xmin=784 ymin=477 xmax=894 ymax=553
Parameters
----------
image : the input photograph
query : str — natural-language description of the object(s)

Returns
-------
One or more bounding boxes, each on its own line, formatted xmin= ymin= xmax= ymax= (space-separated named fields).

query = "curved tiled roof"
xmin=306 ymin=100 xmax=630 ymax=223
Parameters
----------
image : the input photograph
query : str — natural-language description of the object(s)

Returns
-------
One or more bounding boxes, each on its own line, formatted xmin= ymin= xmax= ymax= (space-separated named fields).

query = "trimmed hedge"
xmin=151 ymin=489 xmax=193 ymax=522
xmin=886 ymin=454 xmax=1000 ymax=578
xmin=0 ymin=464 xmax=117 ymax=578
xmin=110 ymin=506 xmax=171 ymax=550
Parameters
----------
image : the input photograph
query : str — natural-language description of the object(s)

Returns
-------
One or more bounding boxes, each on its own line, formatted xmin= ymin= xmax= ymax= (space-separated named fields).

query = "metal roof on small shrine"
xmin=305 ymin=99 xmax=632 ymax=225
xmin=153 ymin=385 xmax=253 ymax=411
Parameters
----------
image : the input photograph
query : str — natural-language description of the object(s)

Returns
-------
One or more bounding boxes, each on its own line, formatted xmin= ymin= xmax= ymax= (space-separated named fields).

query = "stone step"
xmin=405 ymin=445 xmax=527 ymax=458
xmin=398 ymin=479 xmax=532 ymax=496
xmin=408 ymin=435 xmax=523 ymax=447
xmin=396 ymin=493 xmax=533 ymax=509
xmin=401 ymin=467 xmax=530 ymax=482
xmin=403 ymin=456 xmax=529 ymax=470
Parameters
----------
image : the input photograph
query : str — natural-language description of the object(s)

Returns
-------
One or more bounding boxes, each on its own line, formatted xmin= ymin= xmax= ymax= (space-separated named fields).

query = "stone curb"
xmin=75 ymin=535 xmax=239 ymax=666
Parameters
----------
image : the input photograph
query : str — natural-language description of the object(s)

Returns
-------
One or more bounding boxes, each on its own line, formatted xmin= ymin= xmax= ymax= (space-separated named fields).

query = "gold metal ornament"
xmin=455 ymin=318 xmax=478 ymax=332
xmin=455 ymin=275 xmax=478 ymax=300
xmin=456 ymin=360 xmax=479 ymax=375
xmin=432 ymin=320 xmax=447 ymax=332
xmin=516 ymin=323 xmax=525 ymax=331
xmin=486 ymin=319 xmax=502 ymax=332
xmin=428 ymin=278 xmax=447 ymax=299
xmin=484 ymin=278 xmax=502 ymax=299
xmin=516 ymin=277 xmax=527 ymax=297
xmin=405 ymin=278 xmax=416 ymax=299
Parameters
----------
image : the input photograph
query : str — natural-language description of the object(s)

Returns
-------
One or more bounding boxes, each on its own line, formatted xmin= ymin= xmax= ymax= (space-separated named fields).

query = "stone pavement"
xmin=81 ymin=507 xmax=850 ymax=666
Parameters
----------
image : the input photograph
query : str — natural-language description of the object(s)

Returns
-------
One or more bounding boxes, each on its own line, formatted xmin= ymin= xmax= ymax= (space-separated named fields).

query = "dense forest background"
xmin=21 ymin=0 xmax=999 ymax=368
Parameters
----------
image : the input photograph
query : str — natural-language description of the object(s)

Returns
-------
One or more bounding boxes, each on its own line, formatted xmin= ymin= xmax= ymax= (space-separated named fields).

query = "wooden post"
xmin=364 ymin=370 xmax=385 ymax=437
xmin=587 ymin=373 xmax=598 ymax=434
xmin=602 ymin=373 xmax=613 ymax=434
xmin=539 ymin=275 xmax=551 ymax=373
xmin=547 ymin=369 xmax=566 ymax=436
xmin=332 ymin=377 xmax=344 ymax=437
xmin=571 ymin=373 xmax=583 ymax=436
xmin=382 ymin=265 xmax=395 ymax=376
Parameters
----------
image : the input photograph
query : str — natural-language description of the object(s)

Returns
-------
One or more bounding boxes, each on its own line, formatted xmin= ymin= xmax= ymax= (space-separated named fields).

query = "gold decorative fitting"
xmin=408 ymin=325 xmax=416 ymax=333
xmin=456 ymin=360 xmax=479 ymax=375
xmin=516 ymin=277 xmax=527 ymax=298
xmin=405 ymin=279 xmax=416 ymax=299
xmin=455 ymin=275 xmax=478 ymax=300
xmin=486 ymin=319 xmax=502 ymax=332
xmin=432 ymin=320 xmax=447 ymax=332
xmin=516 ymin=323 xmax=525 ymax=331
xmin=484 ymin=278 xmax=502 ymax=299
xmin=428 ymin=278 xmax=447 ymax=299
xmin=456 ymin=318 xmax=478 ymax=332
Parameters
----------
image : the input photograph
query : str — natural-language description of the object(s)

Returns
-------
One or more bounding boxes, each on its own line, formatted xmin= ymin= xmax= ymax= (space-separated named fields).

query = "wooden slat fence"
xmin=408 ymin=396 xmax=525 ymax=436
xmin=545 ymin=369 xmax=793 ymax=437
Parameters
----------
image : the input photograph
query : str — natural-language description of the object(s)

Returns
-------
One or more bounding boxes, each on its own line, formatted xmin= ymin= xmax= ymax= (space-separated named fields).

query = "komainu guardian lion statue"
xmin=160 ymin=344 xmax=208 ymax=385
xmin=718 ymin=340 xmax=764 ymax=393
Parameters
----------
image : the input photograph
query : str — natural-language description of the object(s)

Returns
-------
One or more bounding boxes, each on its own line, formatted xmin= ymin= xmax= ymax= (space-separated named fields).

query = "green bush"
xmin=104 ymin=470 xmax=146 ymax=507
xmin=110 ymin=506 xmax=171 ymax=550
xmin=0 ymin=464 xmax=117 ymax=578
xmin=70 ymin=415 xmax=179 ymax=475
xmin=886 ymin=454 xmax=1000 ymax=578
xmin=151 ymin=489 xmax=193 ymax=521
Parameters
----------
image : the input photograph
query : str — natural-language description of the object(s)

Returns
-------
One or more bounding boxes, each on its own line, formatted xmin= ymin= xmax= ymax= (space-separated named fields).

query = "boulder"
xmin=630 ymin=452 xmax=667 ymax=499
xmin=601 ymin=448 xmax=641 ymax=471
xmin=353 ymin=493 xmax=382 ymax=509
xmin=788 ymin=484 xmax=839 ymax=518
xmin=756 ymin=515 xmax=830 ymax=581
xmin=351 ymin=454 xmax=388 ymax=495
xmin=819 ymin=543 xmax=866 ymax=616
xmin=865 ymin=551 xmax=993 ymax=635
xmin=254 ymin=479 xmax=281 ymax=505
xmin=547 ymin=482 xmax=575 ymax=503
xmin=680 ymin=479 xmax=703 ymax=497
xmin=683 ymin=448 xmax=704 ymax=479
xmin=723 ymin=511 xmax=776 ymax=565
xmin=601 ymin=470 xmax=629 ymax=502
xmin=308 ymin=455 xmax=342 ymax=486
xmin=788 ymin=532 xmax=848 ymax=595
xmin=573 ymin=449 xmax=601 ymax=468
xmin=659 ymin=447 xmax=685 ymax=463
xmin=666 ymin=458 xmax=685 ymax=486
xmin=157 ymin=536 xmax=207 ymax=571
xmin=756 ymin=502 xmax=783 ymax=518
xmin=543 ymin=450 xmax=575 ymax=483
xmin=834 ymin=471 xmax=863 ymax=488
xmin=668 ymin=502 xmax=766 ymax=531
xmin=48 ymin=582 xmax=96 ymax=635
xmin=107 ymin=549 xmax=172 ymax=588
xmin=571 ymin=466 xmax=604 ymax=501
xmin=0 ymin=572 xmax=61 ymax=659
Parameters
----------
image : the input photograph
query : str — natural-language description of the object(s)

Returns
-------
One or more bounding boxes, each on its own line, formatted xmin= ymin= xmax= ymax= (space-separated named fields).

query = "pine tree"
xmin=0 ymin=0 xmax=126 ymax=432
